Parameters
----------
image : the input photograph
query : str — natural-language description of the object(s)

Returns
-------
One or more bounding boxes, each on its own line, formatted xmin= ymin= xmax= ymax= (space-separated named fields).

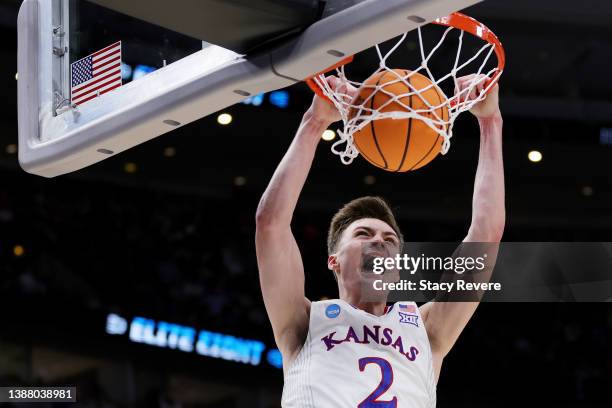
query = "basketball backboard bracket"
xmin=18 ymin=0 xmax=481 ymax=177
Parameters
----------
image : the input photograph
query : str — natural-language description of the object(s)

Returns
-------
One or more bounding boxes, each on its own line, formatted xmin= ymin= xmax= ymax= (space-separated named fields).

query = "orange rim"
xmin=305 ymin=55 xmax=354 ymax=103
xmin=433 ymin=12 xmax=505 ymax=96
xmin=304 ymin=12 xmax=504 ymax=104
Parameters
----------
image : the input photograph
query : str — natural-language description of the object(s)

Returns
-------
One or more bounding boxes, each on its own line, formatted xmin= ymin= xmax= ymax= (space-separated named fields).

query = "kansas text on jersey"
xmin=282 ymin=299 xmax=436 ymax=407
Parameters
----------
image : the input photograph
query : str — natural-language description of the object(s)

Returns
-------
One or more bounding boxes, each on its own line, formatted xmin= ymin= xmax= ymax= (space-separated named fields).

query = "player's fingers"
xmin=329 ymin=75 xmax=346 ymax=93
xmin=468 ymin=87 xmax=478 ymax=101
xmin=454 ymin=78 xmax=468 ymax=96
xmin=476 ymin=81 xmax=485 ymax=95
xmin=336 ymin=81 xmax=346 ymax=94
xmin=345 ymin=83 xmax=358 ymax=100
xmin=458 ymin=74 xmax=475 ymax=84
xmin=329 ymin=76 xmax=349 ymax=95
xmin=327 ymin=75 xmax=339 ymax=89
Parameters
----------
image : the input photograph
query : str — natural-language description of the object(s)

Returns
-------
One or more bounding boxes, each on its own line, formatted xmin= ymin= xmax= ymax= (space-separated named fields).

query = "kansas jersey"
xmin=282 ymin=299 xmax=436 ymax=407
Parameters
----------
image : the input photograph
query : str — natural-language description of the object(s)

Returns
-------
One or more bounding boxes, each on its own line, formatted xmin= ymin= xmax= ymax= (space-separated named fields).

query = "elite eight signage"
xmin=105 ymin=313 xmax=282 ymax=369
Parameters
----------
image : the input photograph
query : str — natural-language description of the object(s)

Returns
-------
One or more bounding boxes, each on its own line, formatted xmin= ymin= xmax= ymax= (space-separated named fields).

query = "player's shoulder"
xmin=310 ymin=298 xmax=342 ymax=311
xmin=309 ymin=298 xmax=364 ymax=321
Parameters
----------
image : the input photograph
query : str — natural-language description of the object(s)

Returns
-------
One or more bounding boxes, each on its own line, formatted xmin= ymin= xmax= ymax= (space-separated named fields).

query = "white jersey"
xmin=282 ymin=299 xmax=436 ymax=408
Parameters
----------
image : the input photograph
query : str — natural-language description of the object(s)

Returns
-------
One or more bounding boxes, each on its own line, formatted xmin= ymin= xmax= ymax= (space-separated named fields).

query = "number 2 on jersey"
xmin=357 ymin=357 xmax=397 ymax=407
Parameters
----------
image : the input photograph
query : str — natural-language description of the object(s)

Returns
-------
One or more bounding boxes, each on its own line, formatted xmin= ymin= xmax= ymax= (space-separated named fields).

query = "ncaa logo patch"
xmin=399 ymin=312 xmax=419 ymax=327
xmin=325 ymin=304 xmax=341 ymax=319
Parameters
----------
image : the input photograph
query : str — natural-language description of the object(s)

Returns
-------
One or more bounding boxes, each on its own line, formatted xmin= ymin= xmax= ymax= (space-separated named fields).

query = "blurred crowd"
xmin=1 ymin=175 xmax=269 ymax=336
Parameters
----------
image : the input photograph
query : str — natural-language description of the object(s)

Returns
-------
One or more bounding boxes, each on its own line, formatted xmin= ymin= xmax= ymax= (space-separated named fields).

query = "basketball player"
xmin=255 ymin=74 xmax=505 ymax=406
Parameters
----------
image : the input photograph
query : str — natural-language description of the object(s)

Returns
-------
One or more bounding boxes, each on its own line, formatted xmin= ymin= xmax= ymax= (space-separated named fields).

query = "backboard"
xmin=18 ymin=0 xmax=481 ymax=177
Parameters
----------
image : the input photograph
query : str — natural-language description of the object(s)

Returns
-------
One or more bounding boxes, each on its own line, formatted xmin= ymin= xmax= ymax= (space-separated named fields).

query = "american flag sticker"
xmin=399 ymin=304 xmax=417 ymax=314
xmin=71 ymin=41 xmax=122 ymax=106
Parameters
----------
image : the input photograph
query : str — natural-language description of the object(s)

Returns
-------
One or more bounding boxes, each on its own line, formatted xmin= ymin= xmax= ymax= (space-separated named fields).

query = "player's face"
xmin=330 ymin=218 xmax=401 ymax=298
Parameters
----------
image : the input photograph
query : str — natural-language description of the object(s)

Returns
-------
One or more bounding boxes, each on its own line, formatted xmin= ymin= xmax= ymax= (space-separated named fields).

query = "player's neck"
xmin=342 ymin=297 xmax=387 ymax=317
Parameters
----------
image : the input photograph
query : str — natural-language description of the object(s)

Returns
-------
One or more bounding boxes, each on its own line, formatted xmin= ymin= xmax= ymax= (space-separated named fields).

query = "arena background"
xmin=0 ymin=0 xmax=610 ymax=407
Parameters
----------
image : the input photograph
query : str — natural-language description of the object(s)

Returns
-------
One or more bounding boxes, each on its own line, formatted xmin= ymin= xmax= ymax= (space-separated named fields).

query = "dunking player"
xmin=255 ymin=75 xmax=505 ymax=407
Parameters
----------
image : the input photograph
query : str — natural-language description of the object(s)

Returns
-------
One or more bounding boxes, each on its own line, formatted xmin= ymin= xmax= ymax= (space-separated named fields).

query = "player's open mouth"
xmin=361 ymin=253 xmax=384 ymax=274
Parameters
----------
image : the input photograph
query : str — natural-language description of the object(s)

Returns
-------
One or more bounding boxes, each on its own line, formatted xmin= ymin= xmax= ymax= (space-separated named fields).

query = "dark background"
xmin=0 ymin=0 xmax=611 ymax=407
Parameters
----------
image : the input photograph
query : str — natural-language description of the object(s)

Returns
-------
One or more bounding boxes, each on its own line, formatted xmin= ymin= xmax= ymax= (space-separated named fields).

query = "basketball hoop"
xmin=306 ymin=12 xmax=505 ymax=165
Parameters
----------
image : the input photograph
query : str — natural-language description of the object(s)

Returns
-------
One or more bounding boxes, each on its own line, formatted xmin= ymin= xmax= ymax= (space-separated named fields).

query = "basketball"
xmin=350 ymin=69 xmax=449 ymax=172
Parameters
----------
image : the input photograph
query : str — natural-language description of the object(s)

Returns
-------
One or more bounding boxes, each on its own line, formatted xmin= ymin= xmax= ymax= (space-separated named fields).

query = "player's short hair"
xmin=327 ymin=196 xmax=403 ymax=255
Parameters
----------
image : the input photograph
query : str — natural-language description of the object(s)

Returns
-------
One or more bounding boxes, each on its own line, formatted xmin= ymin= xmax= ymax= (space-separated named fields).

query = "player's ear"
xmin=327 ymin=254 xmax=338 ymax=271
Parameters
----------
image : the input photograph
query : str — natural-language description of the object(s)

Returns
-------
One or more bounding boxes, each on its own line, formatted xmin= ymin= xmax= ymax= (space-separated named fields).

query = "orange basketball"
xmin=350 ymin=69 xmax=449 ymax=172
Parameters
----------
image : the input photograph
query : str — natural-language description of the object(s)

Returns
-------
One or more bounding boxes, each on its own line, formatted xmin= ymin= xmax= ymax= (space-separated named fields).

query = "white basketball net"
xmin=312 ymin=25 xmax=502 ymax=165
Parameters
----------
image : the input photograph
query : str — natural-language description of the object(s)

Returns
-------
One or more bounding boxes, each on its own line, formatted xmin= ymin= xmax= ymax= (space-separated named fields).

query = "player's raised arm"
xmin=462 ymin=75 xmax=505 ymax=244
xmin=421 ymin=75 xmax=505 ymax=379
xmin=256 ymin=77 xmax=354 ymax=361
